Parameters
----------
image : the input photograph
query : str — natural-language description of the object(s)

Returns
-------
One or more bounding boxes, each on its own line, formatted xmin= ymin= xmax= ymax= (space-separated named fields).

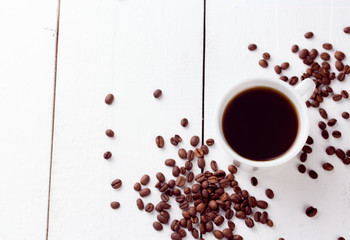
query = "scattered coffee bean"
xmin=245 ymin=217 xmax=254 ymax=228
xmin=195 ymin=148 xmax=204 ymax=158
xmin=306 ymin=136 xmax=314 ymax=145
xmin=140 ymin=174 xmax=150 ymax=186
xmin=187 ymin=150 xmax=194 ymax=161
xmin=210 ymin=160 xmax=218 ymax=171
xmin=259 ymin=59 xmax=268 ymax=68
xmin=105 ymin=93 xmax=114 ymax=104
xmin=197 ymin=157 xmax=205 ymax=169
xmin=153 ymin=221 xmax=163 ymax=231
xmin=214 ymin=230 xmax=224 ymax=239
xmin=318 ymin=121 xmax=326 ymax=130
xmin=341 ymin=90 xmax=349 ymax=98
xmin=332 ymin=130 xmax=342 ymax=138
xmin=326 ymin=146 xmax=335 ymax=155
xmin=257 ymin=200 xmax=268 ymax=209
xmin=289 ymin=76 xmax=298 ymax=85
xmin=320 ymin=52 xmax=330 ymax=61
xmin=156 ymin=172 xmax=165 ymax=182
xmin=178 ymin=148 xmax=187 ymax=159
xmin=327 ymin=118 xmax=337 ymax=126
xmin=206 ymin=138 xmax=215 ymax=146
xmin=322 ymin=162 xmax=334 ymax=171
xmin=110 ymin=201 xmax=120 ymax=209
xmin=308 ymin=170 xmax=318 ymax=179
xmin=321 ymin=130 xmax=329 ymax=139
xmin=190 ymin=136 xmax=200 ymax=147
xmin=140 ymin=188 xmax=151 ymax=197
xmin=180 ymin=118 xmax=188 ymax=127
xmin=319 ymin=108 xmax=328 ymax=119
xmin=299 ymin=49 xmax=309 ymax=59
xmin=274 ymin=65 xmax=282 ymax=74
xmin=305 ymin=206 xmax=318 ymax=217
xmin=309 ymin=49 xmax=318 ymax=59
xmin=137 ymin=198 xmax=144 ymax=210
xmin=144 ymin=203 xmax=154 ymax=213
xmin=134 ymin=182 xmax=141 ymax=191
xmin=335 ymin=51 xmax=345 ymax=61
xmin=302 ymin=145 xmax=312 ymax=153
xmin=248 ymin=43 xmax=257 ymax=51
xmin=267 ymin=219 xmax=274 ymax=227
xmin=111 ymin=179 xmax=122 ymax=189
xmin=344 ymin=26 xmax=350 ymax=33
xmin=156 ymin=136 xmax=164 ymax=148
xmin=336 ymin=149 xmax=345 ymax=159
xmin=298 ymin=164 xmax=306 ymax=173
xmin=338 ymin=237 xmax=345 ymax=240
xmin=265 ymin=189 xmax=274 ymax=199
xmin=340 ymin=112 xmax=350 ymax=120
xmin=322 ymin=43 xmax=333 ymax=50
xmin=262 ymin=52 xmax=270 ymax=60
xmin=153 ymin=89 xmax=162 ymax=98
xmin=291 ymin=44 xmax=299 ymax=53
xmin=281 ymin=62 xmax=289 ymax=70
xmin=336 ymin=60 xmax=344 ymax=71
xmin=104 ymin=151 xmax=112 ymax=160
xmin=304 ymin=31 xmax=314 ymax=39
xmin=280 ymin=75 xmax=288 ymax=81
xmin=105 ymin=129 xmax=114 ymax=137
xmin=250 ymin=177 xmax=258 ymax=186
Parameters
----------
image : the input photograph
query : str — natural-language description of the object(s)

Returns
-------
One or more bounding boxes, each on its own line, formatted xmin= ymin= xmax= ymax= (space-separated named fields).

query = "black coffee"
xmin=222 ymin=87 xmax=299 ymax=161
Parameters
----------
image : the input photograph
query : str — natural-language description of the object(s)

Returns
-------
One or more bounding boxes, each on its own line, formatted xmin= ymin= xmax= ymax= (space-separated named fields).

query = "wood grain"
xmin=0 ymin=0 xmax=58 ymax=239
xmin=48 ymin=0 xmax=203 ymax=239
xmin=205 ymin=0 xmax=350 ymax=239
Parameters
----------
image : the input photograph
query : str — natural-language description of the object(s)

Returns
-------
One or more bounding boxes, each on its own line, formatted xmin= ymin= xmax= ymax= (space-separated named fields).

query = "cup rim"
xmin=216 ymin=77 xmax=310 ymax=168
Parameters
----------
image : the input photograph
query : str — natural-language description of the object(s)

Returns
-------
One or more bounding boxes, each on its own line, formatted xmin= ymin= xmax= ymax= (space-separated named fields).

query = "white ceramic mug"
xmin=216 ymin=77 xmax=315 ymax=170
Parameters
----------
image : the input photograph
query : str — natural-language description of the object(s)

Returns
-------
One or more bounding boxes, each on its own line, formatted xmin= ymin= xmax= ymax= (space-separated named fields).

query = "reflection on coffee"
xmin=222 ymin=87 xmax=299 ymax=161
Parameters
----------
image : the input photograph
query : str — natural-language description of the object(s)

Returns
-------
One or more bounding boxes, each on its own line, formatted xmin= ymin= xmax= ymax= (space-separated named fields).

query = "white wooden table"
xmin=1 ymin=0 xmax=349 ymax=239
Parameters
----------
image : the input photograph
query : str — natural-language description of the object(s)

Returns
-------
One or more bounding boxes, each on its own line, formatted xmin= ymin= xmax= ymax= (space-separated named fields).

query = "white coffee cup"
xmin=216 ymin=77 xmax=315 ymax=170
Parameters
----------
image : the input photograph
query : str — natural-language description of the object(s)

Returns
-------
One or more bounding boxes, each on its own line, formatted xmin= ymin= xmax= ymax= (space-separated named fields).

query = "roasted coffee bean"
xmin=335 ymin=51 xmax=345 ymax=60
xmin=136 ymin=198 xmax=144 ymax=210
xmin=291 ymin=44 xmax=299 ymax=53
xmin=338 ymin=73 xmax=345 ymax=81
xmin=342 ymin=112 xmax=350 ymax=119
xmin=299 ymin=49 xmax=309 ymax=59
xmin=319 ymin=108 xmax=328 ymax=119
xmin=336 ymin=149 xmax=345 ymax=159
xmin=201 ymin=145 xmax=209 ymax=155
xmin=104 ymin=151 xmax=112 ymax=160
xmin=195 ymin=173 xmax=205 ymax=182
xmin=196 ymin=202 xmax=206 ymax=213
xmin=327 ymin=118 xmax=337 ymax=126
xmin=205 ymin=138 xmax=215 ymax=146
xmin=322 ymin=62 xmax=331 ymax=70
xmin=186 ymin=150 xmax=194 ymax=161
xmin=250 ymin=176 xmax=258 ymax=186
xmin=178 ymin=148 xmax=187 ymax=159
xmin=267 ymin=219 xmax=274 ymax=227
xmin=236 ymin=210 xmax=246 ymax=219
xmin=172 ymin=166 xmax=180 ymax=177
xmin=111 ymin=179 xmax=122 ymax=189
xmin=191 ymin=229 xmax=199 ymax=238
xmin=262 ymin=52 xmax=270 ymax=60
xmin=306 ymin=136 xmax=314 ymax=145
xmin=208 ymin=200 xmax=218 ymax=210
xmin=197 ymin=157 xmax=205 ymax=169
xmin=289 ymin=76 xmax=298 ymax=85
xmin=320 ymin=52 xmax=330 ymax=61
xmin=336 ymin=60 xmax=344 ymax=71
xmin=105 ymin=129 xmax=114 ymax=137
xmin=302 ymin=145 xmax=312 ymax=153
xmin=280 ymin=75 xmax=288 ymax=81
xmin=311 ymin=100 xmax=319 ymax=108
xmin=326 ymin=146 xmax=336 ymax=155
xmin=341 ymin=90 xmax=349 ymax=98
xmin=105 ymin=93 xmax=114 ymax=104
xmin=254 ymin=211 xmax=261 ymax=222
xmin=214 ymin=230 xmax=224 ymax=239
xmin=305 ymin=206 xmax=317 ymax=217
xmin=140 ymin=175 xmax=150 ymax=186
xmin=298 ymin=164 xmax=306 ymax=173
xmin=343 ymin=157 xmax=350 ymax=165
xmin=190 ymin=136 xmax=200 ymax=147
xmin=322 ymin=162 xmax=334 ymax=171
xmin=260 ymin=211 xmax=268 ymax=224
xmin=299 ymin=152 xmax=307 ymax=162
xmin=280 ymin=62 xmax=289 ymax=70
xmin=245 ymin=217 xmax=255 ymax=228
xmin=210 ymin=160 xmax=218 ymax=171
xmin=338 ymin=237 xmax=345 ymax=240
xmin=308 ymin=170 xmax=318 ymax=179
xmin=145 ymin=203 xmax=154 ymax=213
xmin=170 ymin=232 xmax=181 ymax=240
xmin=158 ymin=211 xmax=170 ymax=224
xmin=155 ymin=136 xmax=164 ymax=148
xmin=140 ymin=188 xmax=151 ymax=197
xmin=186 ymin=172 xmax=194 ymax=183
xmin=309 ymin=49 xmax=318 ymax=59
xmin=228 ymin=165 xmax=237 ymax=174
xmin=181 ymin=118 xmax=188 ymax=127
xmin=185 ymin=161 xmax=193 ymax=171
xmin=214 ymin=215 xmax=225 ymax=226
xmin=347 ymin=150 xmax=350 ymax=157
xmin=321 ymin=130 xmax=329 ymax=139
xmin=274 ymin=65 xmax=282 ymax=74
xmin=175 ymin=176 xmax=186 ymax=187
xmin=156 ymin=172 xmax=165 ymax=182
xmin=304 ymin=31 xmax=313 ymax=38
xmin=155 ymin=201 xmax=171 ymax=212
xmin=154 ymin=181 xmax=161 ymax=189
xmin=222 ymin=228 xmax=232 ymax=238
xmin=110 ymin=201 xmax=120 ymax=209
xmin=318 ymin=121 xmax=326 ymax=130
xmin=170 ymin=137 xmax=178 ymax=146
xmin=134 ymin=182 xmax=141 ymax=191
xmin=248 ymin=43 xmax=257 ymax=51
xmin=257 ymin=200 xmax=268 ymax=209
xmin=265 ymin=189 xmax=274 ymax=199
xmin=344 ymin=26 xmax=350 ymax=33
xmin=332 ymin=131 xmax=342 ymax=138
xmin=225 ymin=209 xmax=234 ymax=219
xmin=323 ymin=43 xmax=333 ymax=50
xmin=259 ymin=59 xmax=268 ymax=68
xmin=161 ymin=193 xmax=170 ymax=202
xmin=165 ymin=158 xmax=176 ymax=167
xmin=153 ymin=89 xmax=162 ymax=98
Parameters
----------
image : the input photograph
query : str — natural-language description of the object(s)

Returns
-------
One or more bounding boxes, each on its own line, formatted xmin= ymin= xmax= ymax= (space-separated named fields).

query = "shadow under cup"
xmin=221 ymin=86 xmax=300 ymax=162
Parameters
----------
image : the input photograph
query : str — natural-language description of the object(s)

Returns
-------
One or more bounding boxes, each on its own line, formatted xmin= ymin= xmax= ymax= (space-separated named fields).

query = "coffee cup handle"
xmin=294 ymin=78 xmax=316 ymax=101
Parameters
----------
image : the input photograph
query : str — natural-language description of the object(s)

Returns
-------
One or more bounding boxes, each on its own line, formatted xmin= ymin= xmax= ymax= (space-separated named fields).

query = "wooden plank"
xmin=205 ymin=0 xmax=350 ymax=239
xmin=48 ymin=0 xmax=203 ymax=239
xmin=0 ymin=0 xmax=58 ymax=239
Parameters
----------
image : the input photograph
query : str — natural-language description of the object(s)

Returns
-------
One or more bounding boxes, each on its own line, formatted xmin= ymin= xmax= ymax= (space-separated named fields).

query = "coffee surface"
xmin=222 ymin=87 xmax=299 ymax=161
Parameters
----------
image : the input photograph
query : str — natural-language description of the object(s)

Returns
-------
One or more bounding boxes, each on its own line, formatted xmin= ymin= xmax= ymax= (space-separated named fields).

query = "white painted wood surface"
xmin=0 ymin=0 xmax=58 ymax=239
xmin=205 ymin=0 xmax=350 ymax=239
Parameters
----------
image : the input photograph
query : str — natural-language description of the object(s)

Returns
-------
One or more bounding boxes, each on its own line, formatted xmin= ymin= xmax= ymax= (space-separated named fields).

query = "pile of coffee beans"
xmin=133 ymin=133 xmax=274 ymax=240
